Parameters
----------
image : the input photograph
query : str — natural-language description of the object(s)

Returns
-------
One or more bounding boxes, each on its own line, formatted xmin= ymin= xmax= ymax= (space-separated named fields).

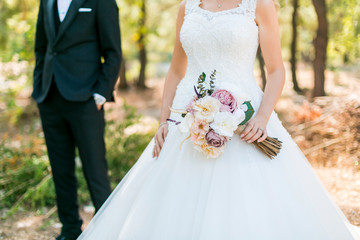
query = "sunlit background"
xmin=0 ymin=0 xmax=359 ymax=238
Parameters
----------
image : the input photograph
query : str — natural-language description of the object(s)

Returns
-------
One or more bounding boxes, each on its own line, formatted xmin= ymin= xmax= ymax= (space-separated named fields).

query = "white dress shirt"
xmin=58 ymin=0 xmax=72 ymax=22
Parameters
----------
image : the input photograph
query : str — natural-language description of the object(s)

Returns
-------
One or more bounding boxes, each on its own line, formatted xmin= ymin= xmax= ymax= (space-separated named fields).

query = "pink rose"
xmin=211 ymin=89 xmax=237 ymax=113
xmin=186 ymin=96 xmax=198 ymax=113
xmin=205 ymin=129 xmax=228 ymax=148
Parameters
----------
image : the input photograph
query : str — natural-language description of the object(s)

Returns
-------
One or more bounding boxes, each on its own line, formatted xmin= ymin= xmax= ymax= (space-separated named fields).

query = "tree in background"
xmin=118 ymin=59 xmax=128 ymax=90
xmin=290 ymin=0 xmax=303 ymax=93
xmin=256 ymin=48 xmax=267 ymax=91
xmin=312 ymin=0 xmax=328 ymax=97
xmin=116 ymin=0 xmax=177 ymax=89
xmin=137 ymin=0 xmax=147 ymax=89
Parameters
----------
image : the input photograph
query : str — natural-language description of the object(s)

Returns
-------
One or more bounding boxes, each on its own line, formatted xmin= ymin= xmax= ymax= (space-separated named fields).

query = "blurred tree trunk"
xmin=118 ymin=58 xmax=128 ymax=90
xmin=257 ymin=47 xmax=267 ymax=91
xmin=312 ymin=0 xmax=328 ymax=97
xmin=0 ymin=1 xmax=9 ymax=47
xmin=290 ymin=0 xmax=302 ymax=93
xmin=137 ymin=0 xmax=147 ymax=89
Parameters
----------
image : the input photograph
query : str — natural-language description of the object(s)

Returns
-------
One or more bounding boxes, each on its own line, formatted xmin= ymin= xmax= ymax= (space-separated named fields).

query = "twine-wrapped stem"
xmin=235 ymin=125 xmax=282 ymax=159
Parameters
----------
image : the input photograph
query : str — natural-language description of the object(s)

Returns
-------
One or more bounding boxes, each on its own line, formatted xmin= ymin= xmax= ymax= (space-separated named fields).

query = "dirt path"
xmin=0 ymin=208 xmax=93 ymax=240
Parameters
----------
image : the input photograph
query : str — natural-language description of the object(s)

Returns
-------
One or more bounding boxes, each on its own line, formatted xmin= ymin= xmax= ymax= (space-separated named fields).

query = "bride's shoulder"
xmin=173 ymin=0 xmax=187 ymax=22
xmin=179 ymin=0 xmax=187 ymax=9
xmin=181 ymin=0 xmax=199 ymax=12
xmin=176 ymin=0 xmax=186 ymax=17
xmin=254 ymin=0 xmax=278 ymax=26
xmin=178 ymin=0 xmax=196 ymax=16
xmin=255 ymin=0 xmax=278 ymax=20
xmin=256 ymin=0 xmax=278 ymax=9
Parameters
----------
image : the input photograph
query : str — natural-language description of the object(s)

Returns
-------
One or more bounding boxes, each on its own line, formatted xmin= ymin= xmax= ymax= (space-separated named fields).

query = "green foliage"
xmin=278 ymin=0 xmax=360 ymax=66
xmin=1 ymin=89 xmax=25 ymax=126
xmin=0 ymin=60 xmax=34 ymax=128
xmin=106 ymin=104 xmax=155 ymax=184
xmin=0 ymin=0 xmax=38 ymax=62
xmin=327 ymin=0 xmax=360 ymax=64
xmin=196 ymin=70 xmax=216 ymax=97
xmin=0 ymin=131 xmax=52 ymax=214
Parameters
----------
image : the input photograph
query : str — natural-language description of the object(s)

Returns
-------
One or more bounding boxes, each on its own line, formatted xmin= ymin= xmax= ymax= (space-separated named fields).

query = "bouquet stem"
xmin=235 ymin=125 xmax=282 ymax=159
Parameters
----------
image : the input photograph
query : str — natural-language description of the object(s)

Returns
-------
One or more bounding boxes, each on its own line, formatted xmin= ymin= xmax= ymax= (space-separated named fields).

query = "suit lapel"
xmin=54 ymin=0 xmax=87 ymax=45
xmin=46 ymin=0 xmax=56 ymax=42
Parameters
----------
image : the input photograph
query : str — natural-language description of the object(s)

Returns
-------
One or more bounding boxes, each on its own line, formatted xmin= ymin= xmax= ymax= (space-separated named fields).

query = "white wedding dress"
xmin=78 ymin=0 xmax=360 ymax=239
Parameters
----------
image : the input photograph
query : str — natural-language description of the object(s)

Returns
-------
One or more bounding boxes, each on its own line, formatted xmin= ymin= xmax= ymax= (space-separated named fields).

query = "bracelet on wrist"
xmin=158 ymin=122 xmax=168 ymax=129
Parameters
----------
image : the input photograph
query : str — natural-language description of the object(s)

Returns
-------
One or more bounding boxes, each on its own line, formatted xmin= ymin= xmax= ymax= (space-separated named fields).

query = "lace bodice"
xmin=172 ymin=0 xmax=263 ymax=118
xmin=181 ymin=0 xmax=258 ymax=74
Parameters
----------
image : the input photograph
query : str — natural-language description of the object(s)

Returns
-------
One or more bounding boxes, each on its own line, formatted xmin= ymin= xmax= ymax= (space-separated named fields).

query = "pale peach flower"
xmin=190 ymin=119 xmax=210 ymax=136
xmin=192 ymin=133 xmax=206 ymax=146
xmin=194 ymin=140 xmax=225 ymax=159
xmin=193 ymin=96 xmax=221 ymax=122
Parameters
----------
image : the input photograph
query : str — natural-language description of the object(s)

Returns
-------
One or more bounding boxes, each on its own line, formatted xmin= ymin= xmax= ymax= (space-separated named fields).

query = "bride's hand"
xmin=152 ymin=123 xmax=169 ymax=158
xmin=240 ymin=114 xmax=268 ymax=143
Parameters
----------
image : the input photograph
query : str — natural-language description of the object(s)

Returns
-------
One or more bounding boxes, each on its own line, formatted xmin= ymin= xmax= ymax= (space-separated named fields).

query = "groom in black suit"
xmin=33 ymin=0 xmax=121 ymax=239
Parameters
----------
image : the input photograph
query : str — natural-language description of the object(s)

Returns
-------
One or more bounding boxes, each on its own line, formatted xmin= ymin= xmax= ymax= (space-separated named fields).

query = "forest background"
xmin=0 ymin=0 xmax=359 ymax=239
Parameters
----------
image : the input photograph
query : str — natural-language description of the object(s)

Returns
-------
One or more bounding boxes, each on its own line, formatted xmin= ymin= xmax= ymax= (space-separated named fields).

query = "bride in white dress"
xmin=78 ymin=0 xmax=360 ymax=239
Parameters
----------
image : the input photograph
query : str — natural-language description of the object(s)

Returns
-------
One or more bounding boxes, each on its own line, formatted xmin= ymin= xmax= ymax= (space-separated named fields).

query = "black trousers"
xmin=38 ymin=81 xmax=111 ymax=238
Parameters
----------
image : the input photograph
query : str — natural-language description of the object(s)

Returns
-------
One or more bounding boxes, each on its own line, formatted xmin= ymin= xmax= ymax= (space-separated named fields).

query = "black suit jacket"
xmin=33 ymin=0 xmax=122 ymax=103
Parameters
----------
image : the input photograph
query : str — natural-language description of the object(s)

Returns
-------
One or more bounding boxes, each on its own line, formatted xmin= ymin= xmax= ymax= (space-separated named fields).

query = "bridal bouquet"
xmin=168 ymin=70 xmax=282 ymax=159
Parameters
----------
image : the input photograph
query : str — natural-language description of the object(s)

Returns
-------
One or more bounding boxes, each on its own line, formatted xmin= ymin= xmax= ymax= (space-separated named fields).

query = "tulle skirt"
xmin=77 ymin=109 xmax=360 ymax=240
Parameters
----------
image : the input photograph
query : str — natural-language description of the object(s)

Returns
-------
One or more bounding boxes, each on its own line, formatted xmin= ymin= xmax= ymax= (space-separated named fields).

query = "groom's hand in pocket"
xmin=93 ymin=93 xmax=106 ymax=111
xmin=153 ymin=123 xmax=169 ymax=158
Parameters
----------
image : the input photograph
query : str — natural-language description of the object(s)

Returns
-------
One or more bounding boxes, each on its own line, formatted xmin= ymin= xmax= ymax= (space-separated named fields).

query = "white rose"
xmin=193 ymin=96 xmax=221 ymax=122
xmin=210 ymin=111 xmax=239 ymax=137
xmin=178 ymin=113 xmax=194 ymax=133
xmin=239 ymin=103 xmax=248 ymax=112
xmin=233 ymin=108 xmax=246 ymax=125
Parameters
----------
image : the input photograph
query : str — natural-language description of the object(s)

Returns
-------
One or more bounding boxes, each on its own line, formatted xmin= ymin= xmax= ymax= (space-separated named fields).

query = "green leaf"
xmin=239 ymin=101 xmax=255 ymax=125
xmin=198 ymin=72 xmax=206 ymax=82
xmin=202 ymin=72 xmax=206 ymax=80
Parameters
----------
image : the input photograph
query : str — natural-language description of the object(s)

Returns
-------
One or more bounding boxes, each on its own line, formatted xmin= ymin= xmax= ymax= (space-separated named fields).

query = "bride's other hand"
xmin=240 ymin=114 xmax=268 ymax=143
xmin=152 ymin=123 xmax=169 ymax=158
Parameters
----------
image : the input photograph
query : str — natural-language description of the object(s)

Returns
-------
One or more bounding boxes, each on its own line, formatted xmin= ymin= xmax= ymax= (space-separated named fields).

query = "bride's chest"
xmin=180 ymin=12 xmax=259 ymax=56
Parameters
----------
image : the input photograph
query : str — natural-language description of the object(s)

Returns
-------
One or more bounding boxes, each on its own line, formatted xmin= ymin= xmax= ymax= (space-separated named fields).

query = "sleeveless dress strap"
xmin=239 ymin=0 xmax=257 ymax=20
xmin=185 ymin=0 xmax=200 ymax=16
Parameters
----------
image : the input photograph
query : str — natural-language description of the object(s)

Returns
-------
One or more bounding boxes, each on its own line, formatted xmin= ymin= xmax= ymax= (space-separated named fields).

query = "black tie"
xmin=54 ymin=0 xmax=61 ymax=35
